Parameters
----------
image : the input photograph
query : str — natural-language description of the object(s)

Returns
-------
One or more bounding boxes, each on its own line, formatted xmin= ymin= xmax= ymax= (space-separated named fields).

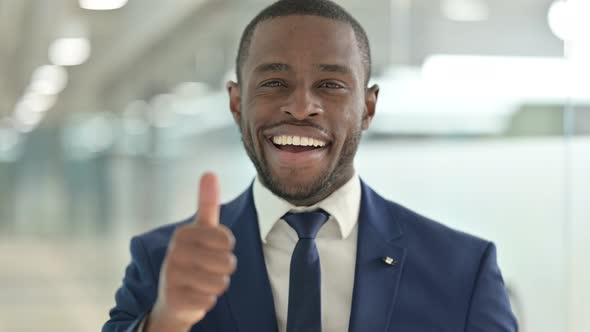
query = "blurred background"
xmin=0 ymin=0 xmax=589 ymax=331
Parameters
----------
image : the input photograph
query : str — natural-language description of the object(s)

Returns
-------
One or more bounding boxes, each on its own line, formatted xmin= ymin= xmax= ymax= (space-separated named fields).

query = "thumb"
xmin=195 ymin=172 xmax=220 ymax=227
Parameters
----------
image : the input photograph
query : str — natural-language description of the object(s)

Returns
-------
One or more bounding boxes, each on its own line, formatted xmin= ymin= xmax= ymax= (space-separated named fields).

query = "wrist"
xmin=145 ymin=306 xmax=192 ymax=332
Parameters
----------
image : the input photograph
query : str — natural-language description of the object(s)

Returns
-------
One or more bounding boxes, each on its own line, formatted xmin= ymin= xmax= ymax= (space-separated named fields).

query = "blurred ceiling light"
xmin=49 ymin=37 xmax=91 ymax=66
xmin=29 ymin=65 xmax=68 ymax=95
xmin=86 ymin=114 xmax=115 ymax=153
xmin=0 ymin=128 xmax=19 ymax=151
xmin=62 ymin=113 xmax=115 ymax=160
xmin=172 ymin=82 xmax=212 ymax=115
xmin=0 ymin=130 xmax=16 ymax=152
xmin=13 ymin=102 xmax=45 ymax=132
xmin=548 ymin=0 xmax=590 ymax=41
xmin=123 ymin=100 xmax=149 ymax=135
xmin=148 ymin=94 xmax=176 ymax=128
xmin=549 ymin=0 xmax=590 ymax=78
xmin=0 ymin=126 xmax=22 ymax=162
xmin=20 ymin=92 xmax=57 ymax=112
xmin=441 ymin=0 xmax=489 ymax=22
xmin=79 ymin=0 xmax=128 ymax=10
xmin=173 ymin=81 xmax=210 ymax=99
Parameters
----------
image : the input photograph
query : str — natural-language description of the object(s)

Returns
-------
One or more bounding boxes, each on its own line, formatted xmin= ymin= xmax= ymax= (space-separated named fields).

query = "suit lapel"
xmin=221 ymin=185 xmax=278 ymax=332
xmin=348 ymin=180 xmax=407 ymax=332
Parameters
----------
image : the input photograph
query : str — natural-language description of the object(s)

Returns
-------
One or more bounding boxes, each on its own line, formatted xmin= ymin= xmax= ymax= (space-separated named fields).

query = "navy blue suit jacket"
xmin=104 ymin=180 xmax=517 ymax=331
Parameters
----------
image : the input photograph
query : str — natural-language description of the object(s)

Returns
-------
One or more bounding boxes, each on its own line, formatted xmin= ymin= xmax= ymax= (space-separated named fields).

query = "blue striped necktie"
xmin=282 ymin=209 xmax=330 ymax=332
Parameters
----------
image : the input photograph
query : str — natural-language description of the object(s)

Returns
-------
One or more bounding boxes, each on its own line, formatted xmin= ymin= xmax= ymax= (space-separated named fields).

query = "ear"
xmin=362 ymin=84 xmax=379 ymax=130
xmin=227 ymin=81 xmax=241 ymax=126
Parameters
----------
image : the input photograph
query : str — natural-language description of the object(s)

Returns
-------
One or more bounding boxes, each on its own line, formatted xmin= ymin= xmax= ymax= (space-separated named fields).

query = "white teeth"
xmin=271 ymin=135 xmax=326 ymax=147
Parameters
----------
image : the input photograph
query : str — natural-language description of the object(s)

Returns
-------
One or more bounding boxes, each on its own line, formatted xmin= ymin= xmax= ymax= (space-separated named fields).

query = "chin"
xmin=267 ymin=167 xmax=331 ymax=203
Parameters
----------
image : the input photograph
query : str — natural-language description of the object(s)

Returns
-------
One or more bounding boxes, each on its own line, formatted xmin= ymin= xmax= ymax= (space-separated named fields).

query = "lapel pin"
xmin=381 ymin=256 xmax=397 ymax=266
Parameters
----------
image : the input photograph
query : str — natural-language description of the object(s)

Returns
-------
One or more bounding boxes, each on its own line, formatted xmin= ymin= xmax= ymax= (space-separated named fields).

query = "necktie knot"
xmin=283 ymin=209 xmax=330 ymax=240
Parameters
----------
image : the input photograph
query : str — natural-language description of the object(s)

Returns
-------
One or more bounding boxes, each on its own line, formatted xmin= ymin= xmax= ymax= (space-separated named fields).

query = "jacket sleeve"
xmin=102 ymin=236 xmax=159 ymax=332
xmin=465 ymin=242 xmax=519 ymax=332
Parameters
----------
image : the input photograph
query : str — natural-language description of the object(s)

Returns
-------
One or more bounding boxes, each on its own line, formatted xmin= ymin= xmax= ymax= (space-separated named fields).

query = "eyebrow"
xmin=254 ymin=63 xmax=292 ymax=74
xmin=318 ymin=64 xmax=352 ymax=75
xmin=253 ymin=62 xmax=353 ymax=76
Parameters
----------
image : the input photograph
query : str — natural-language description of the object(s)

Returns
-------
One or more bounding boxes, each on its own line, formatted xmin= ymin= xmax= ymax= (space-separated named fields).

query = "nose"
xmin=280 ymin=87 xmax=323 ymax=120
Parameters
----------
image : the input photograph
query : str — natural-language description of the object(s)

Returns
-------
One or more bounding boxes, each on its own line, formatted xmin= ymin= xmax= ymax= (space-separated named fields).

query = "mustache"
xmin=261 ymin=120 xmax=328 ymax=134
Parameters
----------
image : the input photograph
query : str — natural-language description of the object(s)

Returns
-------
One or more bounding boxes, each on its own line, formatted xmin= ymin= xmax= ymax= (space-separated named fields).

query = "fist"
xmin=147 ymin=173 xmax=237 ymax=331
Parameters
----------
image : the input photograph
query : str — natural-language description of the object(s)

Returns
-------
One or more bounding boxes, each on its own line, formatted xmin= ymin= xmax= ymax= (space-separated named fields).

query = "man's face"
xmin=228 ymin=15 xmax=378 ymax=205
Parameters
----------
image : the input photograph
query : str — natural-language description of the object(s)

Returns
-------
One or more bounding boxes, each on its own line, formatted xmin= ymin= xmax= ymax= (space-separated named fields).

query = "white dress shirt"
xmin=254 ymin=173 xmax=361 ymax=332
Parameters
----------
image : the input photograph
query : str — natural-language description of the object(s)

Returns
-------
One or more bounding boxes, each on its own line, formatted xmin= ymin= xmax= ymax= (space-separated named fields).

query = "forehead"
xmin=244 ymin=15 xmax=363 ymax=79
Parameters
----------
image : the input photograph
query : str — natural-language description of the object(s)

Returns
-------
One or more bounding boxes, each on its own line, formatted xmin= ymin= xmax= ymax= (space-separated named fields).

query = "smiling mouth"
xmin=269 ymin=135 xmax=328 ymax=153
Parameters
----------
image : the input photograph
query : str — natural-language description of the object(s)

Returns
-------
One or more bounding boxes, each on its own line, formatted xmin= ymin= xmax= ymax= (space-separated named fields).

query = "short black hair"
xmin=235 ymin=0 xmax=372 ymax=85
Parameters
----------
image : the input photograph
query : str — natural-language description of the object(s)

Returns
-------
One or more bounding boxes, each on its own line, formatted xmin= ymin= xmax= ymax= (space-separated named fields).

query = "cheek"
xmin=334 ymin=107 xmax=363 ymax=135
xmin=240 ymin=108 xmax=266 ymax=152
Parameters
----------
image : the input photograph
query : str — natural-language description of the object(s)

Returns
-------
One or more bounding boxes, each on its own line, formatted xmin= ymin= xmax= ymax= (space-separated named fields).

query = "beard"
xmin=240 ymin=119 xmax=362 ymax=205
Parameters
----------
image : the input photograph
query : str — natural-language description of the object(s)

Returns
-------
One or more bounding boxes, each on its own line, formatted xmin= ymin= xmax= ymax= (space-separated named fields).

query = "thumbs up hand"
xmin=146 ymin=173 xmax=237 ymax=332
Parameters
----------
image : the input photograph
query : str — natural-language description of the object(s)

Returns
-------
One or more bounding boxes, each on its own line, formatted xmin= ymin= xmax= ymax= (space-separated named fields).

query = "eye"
xmin=319 ymin=81 xmax=344 ymax=89
xmin=260 ymin=80 xmax=286 ymax=88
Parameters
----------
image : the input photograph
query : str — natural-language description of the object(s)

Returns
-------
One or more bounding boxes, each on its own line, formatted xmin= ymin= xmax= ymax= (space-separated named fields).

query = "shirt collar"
xmin=253 ymin=172 xmax=361 ymax=243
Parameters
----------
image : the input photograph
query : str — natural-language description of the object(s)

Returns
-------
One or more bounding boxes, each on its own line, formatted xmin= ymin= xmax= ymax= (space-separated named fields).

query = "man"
xmin=103 ymin=0 xmax=518 ymax=331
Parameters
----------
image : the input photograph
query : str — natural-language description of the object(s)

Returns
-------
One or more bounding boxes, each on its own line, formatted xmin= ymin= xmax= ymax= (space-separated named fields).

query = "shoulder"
xmin=365 ymin=183 xmax=491 ymax=262
xmin=392 ymin=199 xmax=487 ymax=248
xmin=377 ymin=193 xmax=492 ymax=279
xmin=370 ymin=191 xmax=516 ymax=329
xmin=391 ymin=198 xmax=489 ymax=254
